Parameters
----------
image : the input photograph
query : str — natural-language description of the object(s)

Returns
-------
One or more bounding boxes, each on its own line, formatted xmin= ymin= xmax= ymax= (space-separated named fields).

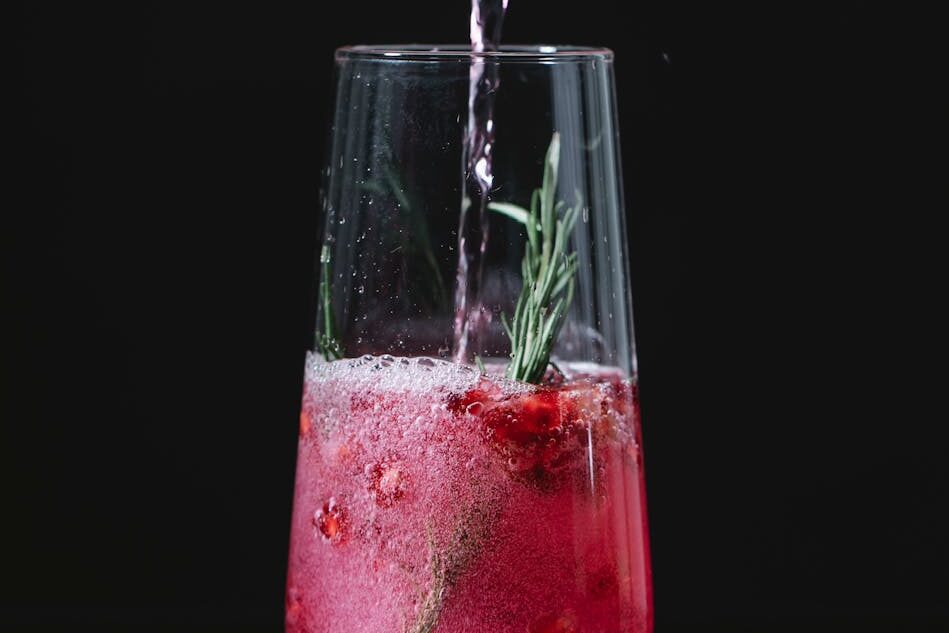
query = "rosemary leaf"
xmin=488 ymin=132 xmax=580 ymax=384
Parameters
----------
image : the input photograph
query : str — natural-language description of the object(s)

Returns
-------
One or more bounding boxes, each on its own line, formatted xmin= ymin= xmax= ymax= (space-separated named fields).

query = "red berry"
xmin=299 ymin=410 xmax=312 ymax=437
xmin=367 ymin=459 xmax=407 ymax=507
xmin=481 ymin=390 xmax=581 ymax=481
xmin=446 ymin=379 xmax=500 ymax=415
xmin=451 ymin=379 xmax=589 ymax=485
xmin=313 ymin=498 xmax=346 ymax=543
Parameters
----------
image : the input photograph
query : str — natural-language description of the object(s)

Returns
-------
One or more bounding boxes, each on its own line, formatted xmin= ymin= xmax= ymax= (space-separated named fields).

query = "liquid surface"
xmin=286 ymin=354 xmax=652 ymax=633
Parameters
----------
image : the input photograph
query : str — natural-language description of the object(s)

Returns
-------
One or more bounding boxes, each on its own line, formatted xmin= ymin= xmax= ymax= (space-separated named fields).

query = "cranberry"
xmin=313 ymin=498 xmax=346 ymax=544
xmin=453 ymin=381 xmax=582 ymax=485
xmin=367 ymin=459 xmax=407 ymax=507
xmin=446 ymin=379 xmax=501 ymax=415
xmin=299 ymin=410 xmax=311 ymax=437
xmin=484 ymin=390 xmax=565 ymax=447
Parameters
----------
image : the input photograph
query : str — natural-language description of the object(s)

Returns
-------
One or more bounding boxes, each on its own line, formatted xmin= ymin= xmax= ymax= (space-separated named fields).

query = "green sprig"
xmin=406 ymin=499 xmax=496 ymax=633
xmin=488 ymin=133 xmax=580 ymax=384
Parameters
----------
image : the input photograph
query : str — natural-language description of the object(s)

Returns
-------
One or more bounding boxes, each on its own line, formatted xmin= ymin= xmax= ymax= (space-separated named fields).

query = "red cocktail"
xmin=286 ymin=354 xmax=651 ymax=632
xmin=289 ymin=32 xmax=653 ymax=631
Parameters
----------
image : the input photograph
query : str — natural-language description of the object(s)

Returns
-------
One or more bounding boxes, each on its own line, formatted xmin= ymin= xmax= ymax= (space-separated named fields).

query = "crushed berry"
xmin=313 ymin=499 xmax=346 ymax=544
xmin=299 ymin=410 xmax=312 ymax=437
xmin=367 ymin=459 xmax=407 ymax=508
xmin=453 ymin=381 xmax=583 ymax=485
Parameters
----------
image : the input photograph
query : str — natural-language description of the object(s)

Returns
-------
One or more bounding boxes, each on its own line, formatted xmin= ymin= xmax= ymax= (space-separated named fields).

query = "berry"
xmin=484 ymin=390 xmax=564 ymax=447
xmin=313 ymin=498 xmax=346 ymax=543
xmin=367 ymin=459 xmax=407 ymax=507
xmin=446 ymin=379 xmax=501 ymax=416
xmin=299 ymin=410 xmax=312 ymax=437
xmin=453 ymin=380 xmax=583 ymax=485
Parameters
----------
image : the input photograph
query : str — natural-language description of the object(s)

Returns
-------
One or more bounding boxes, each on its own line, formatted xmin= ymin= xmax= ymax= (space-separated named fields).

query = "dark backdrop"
xmin=6 ymin=2 xmax=945 ymax=632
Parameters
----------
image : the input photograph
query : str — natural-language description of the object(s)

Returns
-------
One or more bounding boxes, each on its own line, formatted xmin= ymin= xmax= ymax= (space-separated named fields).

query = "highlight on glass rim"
xmin=285 ymin=2 xmax=653 ymax=631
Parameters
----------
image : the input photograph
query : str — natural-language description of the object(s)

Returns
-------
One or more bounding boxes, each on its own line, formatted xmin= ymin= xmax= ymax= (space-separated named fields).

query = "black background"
xmin=6 ymin=2 xmax=945 ymax=632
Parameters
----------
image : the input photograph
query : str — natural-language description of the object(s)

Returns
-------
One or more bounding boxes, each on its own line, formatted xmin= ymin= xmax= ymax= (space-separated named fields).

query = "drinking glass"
xmin=286 ymin=44 xmax=652 ymax=633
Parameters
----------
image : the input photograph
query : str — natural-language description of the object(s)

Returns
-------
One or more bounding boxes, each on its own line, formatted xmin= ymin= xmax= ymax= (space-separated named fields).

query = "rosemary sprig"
xmin=406 ymin=499 xmax=495 ymax=633
xmin=488 ymin=133 xmax=580 ymax=384
xmin=316 ymin=244 xmax=343 ymax=360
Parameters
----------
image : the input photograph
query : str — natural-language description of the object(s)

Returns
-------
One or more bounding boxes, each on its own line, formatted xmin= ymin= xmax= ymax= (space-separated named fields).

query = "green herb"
xmin=488 ymin=133 xmax=580 ymax=384
xmin=405 ymin=136 xmax=578 ymax=631
xmin=316 ymin=244 xmax=343 ymax=360
xmin=406 ymin=500 xmax=495 ymax=633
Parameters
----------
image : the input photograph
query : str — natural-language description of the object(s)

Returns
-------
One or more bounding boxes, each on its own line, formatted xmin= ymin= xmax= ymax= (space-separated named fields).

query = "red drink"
xmin=286 ymin=354 xmax=652 ymax=632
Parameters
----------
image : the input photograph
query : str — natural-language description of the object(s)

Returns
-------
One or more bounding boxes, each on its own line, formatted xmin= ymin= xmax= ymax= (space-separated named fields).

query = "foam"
xmin=304 ymin=352 xmax=537 ymax=397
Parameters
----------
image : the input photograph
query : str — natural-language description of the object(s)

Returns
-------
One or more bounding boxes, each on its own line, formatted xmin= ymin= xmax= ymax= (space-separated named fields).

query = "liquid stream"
xmin=453 ymin=0 xmax=509 ymax=361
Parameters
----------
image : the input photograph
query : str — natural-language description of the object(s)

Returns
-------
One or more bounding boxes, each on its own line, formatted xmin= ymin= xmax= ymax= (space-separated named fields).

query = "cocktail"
xmin=286 ymin=43 xmax=653 ymax=633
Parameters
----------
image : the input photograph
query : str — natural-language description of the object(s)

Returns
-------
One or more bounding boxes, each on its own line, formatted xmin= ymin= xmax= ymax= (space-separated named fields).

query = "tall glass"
xmin=286 ymin=45 xmax=652 ymax=633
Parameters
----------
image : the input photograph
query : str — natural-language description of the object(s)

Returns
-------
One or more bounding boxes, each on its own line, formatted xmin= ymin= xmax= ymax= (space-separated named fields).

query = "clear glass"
xmin=286 ymin=45 xmax=652 ymax=633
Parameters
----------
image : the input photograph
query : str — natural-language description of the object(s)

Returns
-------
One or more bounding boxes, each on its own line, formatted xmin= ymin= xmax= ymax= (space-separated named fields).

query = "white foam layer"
xmin=304 ymin=352 xmax=535 ymax=396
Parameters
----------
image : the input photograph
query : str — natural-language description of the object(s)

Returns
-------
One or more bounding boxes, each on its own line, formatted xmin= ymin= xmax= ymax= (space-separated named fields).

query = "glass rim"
xmin=336 ymin=44 xmax=614 ymax=63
